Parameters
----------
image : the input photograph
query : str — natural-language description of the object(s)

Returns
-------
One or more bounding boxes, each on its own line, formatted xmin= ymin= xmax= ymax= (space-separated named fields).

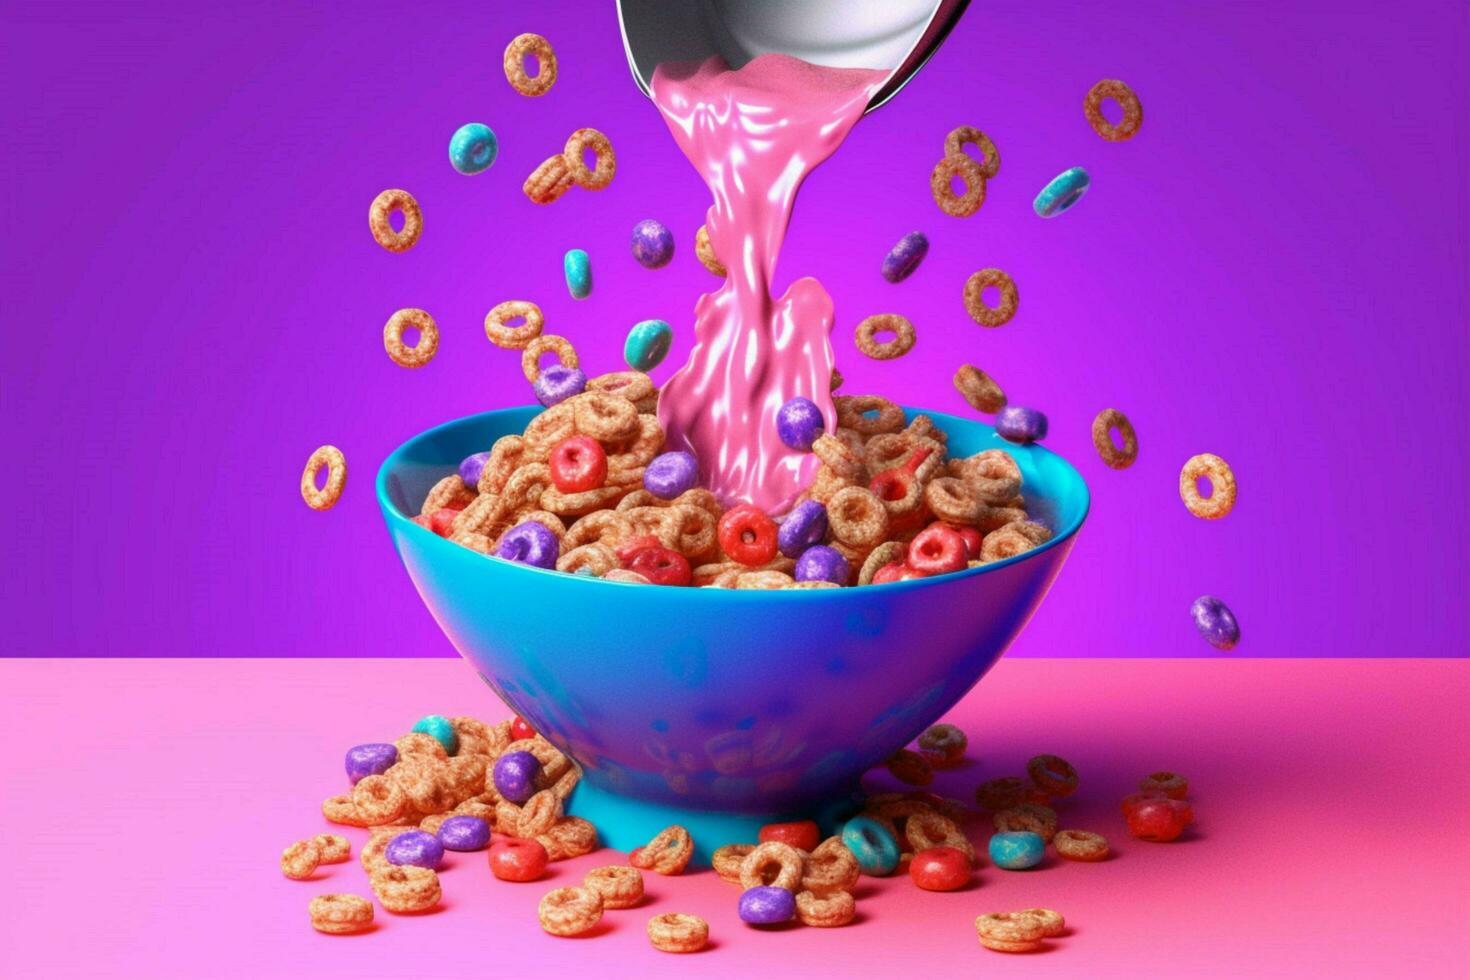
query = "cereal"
xmin=776 ymin=396 xmax=826 ymax=452
xmin=1092 ymin=408 xmax=1138 ymax=468
xmin=794 ymin=544 xmax=849 ymax=585
xmin=739 ymin=885 xmax=797 ymax=926
xmin=1139 ymin=771 xmax=1189 ymax=799
xmin=563 ymin=128 xmax=616 ymax=190
xmin=630 ymin=218 xmax=674 ymax=269
xmin=695 ymin=224 xmax=726 ymax=276
xmin=906 ymin=811 xmax=976 ymax=864
xmin=644 ymin=451 xmax=698 ymax=499
xmin=930 ymin=153 xmax=986 ymax=217
xmin=489 ymin=837 xmax=549 ymax=882
xmin=801 ymin=837 xmax=860 ymax=895
xmin=1034 ymin=166 xmax=1091 ymax=218
xmin=885 ymin=747 xmax=934 ymax=786
xmin=835 ymin=395 xmax=905 ymax=435
xmin=647 ymin=912 xmax=709 ymax=952
xmin=1179 ymin=453 xmax=1236 ymax=519
xmin=623 ymin=319 xmax=673 ymax=372
xmin=351 ymin=774 xmax=407 ymax=825
xmin=345 ymin=743 xmax=398 ymax=784
xmin=394 ymin=732 xmax=447 ymax=760
xmin=517 ymin=789 xmax=562 ymax=837
xmin=962 ymin=268 xmax=1018 ymax=328
xmin=368 ymin=188 xmax=422 ymax=253
xmin=1019 ymin=907 xmax=1066 ymax=938
xmin=537 ymin=886 xmax=604 ymax=936
xmin=300 ymin=445 xmax=346 ymax=511
xmin=827 ymin=487 xmax=889 ymax=548
xmin=630 ymin=825 xmax=693 ymax=875
xmin=1127 ymin=797 xmax=1193 ymax=842
xmin=924 ymin=478 xmax=983 ymax=525
xmin=370 ymin=865 xmax=442 ymax=913
xmin=438 ymin=815 xmax=491 ymax=851
xmin=995 ymin=405 xmax=1048 ymax=445
xmin=988 ymin=831 xmax=1045 ymax=870
xmin=909 ymin=846 xmax=971 ymax=891
xmin=975 ymin=911 xmax=1046 ymax=953
xmin=493 ymin=750 xmax=541 ymax=804
xmin=503 ymin=33 xmax=556 ymax=96
xmin=522 ymin=334 xmax=579 ymax=384
xmin=484 ymin=300 xmax=545 ymax=350
xmin=308 ymin=894 xmax=373 ymax=935
xmin=562 ymin=247 xmax=593 ymax=300
xmin=1192 ymin=592 xmax=1240 ymax=650
xmin=943 ymin=126 xmax=1001 ymax=179
xmin=906 ymin=524 xmax=968 ymax=576
xmin=583 ymin=865 xmax=644 ymax=910
xmin=881 ymin=231 xmax=929 ymax=283
xmin=717 ymin=504 xmax=779 ymax=566
xmin=524 ymin=153 xmax=575 ymax=204
xmin=917 ymin=723 xmax=967 ymax=762
xmin=280 ymin=839 xmax=321 ymax=880
xmin=385 ymin=829 xmax=445 ymax=870
xmin=993 ymin=803 xmax=1057 ymax=842
xmin=953 ymin=364 xmax=1006 ymax=414
xmin=312 ymin=834 xmax=351 ymax=864
xmin=1054 ymin=829 xmax=1110 ymax=862
xmin=448 ymin=122 xmax=498 ymax=175
xmin=534 ymin=363 xmax=589 ymax=405
xmin=1026 ymin=754 xmax=1079 ymax=797
xmin=411 ymin=714 xmax=458 ymax=755
xmin=383 ymin=308 xmax=439 ymax=368
xmin=796 ymin=889 xmax=856 ymax=927
xmin=550 ymin=435 xmax=609 ymax=494
xmin=1084 ymin=78 xmax=1143 ymax=141
xmin=841 ymin=816 xmax=900 ymax=876
xmin=854 ymin=313 xmax=916 ymax=360
xmin=738 ymin=841 xmax=804 ymax=891
xmin=858 ymin=541 xmax=906 ymax=585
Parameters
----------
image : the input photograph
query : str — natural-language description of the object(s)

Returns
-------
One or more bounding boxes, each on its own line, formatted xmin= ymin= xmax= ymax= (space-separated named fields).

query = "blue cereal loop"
xmin=448 ymin=123 xmax=498 ymax=175
xmin=1033 ymin=166 xmax=1090 ymax=218
xmin=564 ymin=249 xmax=591 ymax=300
xmin=411 ymin=714 xmax=459 ymax=755
xmin=841 ymin=815 xmax=900 ymax=876
xmin=624 ymin=319 xmax=673 ymax=372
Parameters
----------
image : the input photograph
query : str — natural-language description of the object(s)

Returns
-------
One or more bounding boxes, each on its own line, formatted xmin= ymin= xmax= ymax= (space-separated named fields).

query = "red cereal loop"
xmin=906 ymin=524 xmax=968 ymax=576
xmin=489 ymin=837 xmax=549 ymax=882
xmin=909 ymin=846 xmax=972 ymax=891
xmin=549 ymin=435 xmax=608 ymax=493
xmin=758 ymin=820 xmax=821 ymax=853
xmin=717 ymin=504 xmax=778 ymax=567
xmin=1126 ymin=798 xmax=1193 ymax=842
xmin=625 ymin=546 xmax=693 ymax=587
xmin=510 ymin=716 xmax=536 ymax=741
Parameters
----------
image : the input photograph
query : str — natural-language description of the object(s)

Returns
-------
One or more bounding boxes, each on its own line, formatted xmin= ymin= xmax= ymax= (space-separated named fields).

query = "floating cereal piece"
xmin=881 ymin=231 xmax=929 ymax=283
xmin=738 ymin=841 xmax=804 ymax=891
xmin=300 ymin=445 xmax=347 ymax=511
xmin=587 ymin=370 xmax=655 ymax=403
xmin=312 ymin=834 xmax=351 ymax=864
xmin=624 ymin=319 xmax=673 ymax=372
xmin=1084 ymin=78 xmax=1143 ymax=141
xmin=1092 ymin=408 xmax=1138 ymax=468
xmin=524 ymin=154 xmax=574 ymax=204
xmin=538 ymin=886 xmax=604 ymax=936
xmin=953 ymin=364 xmax=1007 ymax=414
xmin=995 ymin=405 xmax=1048 ymax=445
xmin=370 ymin=865 xmax=442 ymax=913
xmin=930 ymin=154 xmax=986 ymax=217
xmin=280 ymin=839 xmax=322 ymax=880
xmin=368 ymin=188 xmax=422 ymax=253
xmin=993 ymin=803 xmax=1057 ymax=842
xmin=695 ymin=224 xmax=725 ymax=276
xmin=1190 ymin=594 xmax=1240 ymax=650
xmin=796 ymin=889 xmax=856 ymax=927
xmin=1179 ymin=453 xmax=1236 ymax=519
xmin=630 ymin=218 xmax=674 ymax=269
xmin=584 ymin=865 xmax=644 ymax=909
xmin=484 ymin=300 xmax=545 ymax=350
xmin=563 ymin=128 xmax=616 ymax=190
xmin=308 ymin=894 xmax=373 ymax=935
xmin=1034 ymin=166 xmax=1090 ymax=218
xmin=943 ymin=126 xmax=1001 ymax=179
xmin=522 ymin=334 xmax=579 ymax=384
xmin=646 ymin=912 xmax=708 ymax=952
xmin=975 ymin=911 xmax=1046 ymax=953
xmin=564 ymin=248 xmax=591 ymax=299
xmin=503 ymin=33 xmax=557 ymax=96
xmin=1026 ymin=754 xmax=1079 ymax=798
xmin=630 ymin=825 xmax=693 ymax=875
xmin=1054 ymin=829 xmax=1110 ymax=862
xmin=383 ymin=308 xmax=438 ymax=368
xmin=1139 ymin=771 xmax=1189 ymax=799
xmin=448 ymin=122 xmax=498 ymax=175
xmin=918 ymin=723 xmax=967 ymax=762
xmin=963 ymin=268 xmax=1018 ymax=328
xmin=855 ymin=313 xmax=916 ymax=360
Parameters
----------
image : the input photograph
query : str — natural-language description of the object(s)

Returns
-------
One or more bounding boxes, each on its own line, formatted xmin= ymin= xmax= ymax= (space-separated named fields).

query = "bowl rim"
xmin=377 ymin=405 xmax=1090 ymax=598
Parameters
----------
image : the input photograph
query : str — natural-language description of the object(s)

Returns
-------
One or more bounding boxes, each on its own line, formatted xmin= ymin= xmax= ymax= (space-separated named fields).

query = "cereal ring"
xmin=1018 ymin=907 xmax=1066 ymax=938
xmin=975 ymin=911 xmax=1046 ymax=953
xmin=1084 ymin=78 xmax=1143 ymax=141
xmin=1139 ymin=771 xmax=1189 ymax=799
xmin=312 ymin=834 xmax=351 ymax=864
xmin=885 ymin=748 xmax=934 ymax=786
xmin=647 ymin=912 xmax=708 ymax=953
xmin=484 ymin=300 xmax=545 ymax=350
xmin=906 ymin=812 xmax=975 ymax=863
xmin=854 ymin=313 xmax=916 ymax=360
xmin=812 ymin=433 xmax=865 ymax=482
xmin=827 ymin=486 xmax=889 ymax=548
xmin=976 ymin=776 xmax=1025 ymax=811
xmin=630 ymin=825 xmax=693 ymax=875
xmin=564 ymin=510 xmax=635 ymax=549
xmin=587 ymin=370 xmax=655 ymax=403
xmin=308 ymin=894 xmax=373 ymax=935
xmin=563 ymin=128 xmax=616 ymax=190
xmin=352 ymin=774 xmax=409 ymax=825
xmin=1180 ymin=453 xmax=1236 ymax=519
xmin=918 ymin=723 xmax=967 ymax=761
xmin=931 ymin=154 xmax=986 ymax=217
xmin=993 ymin=803 xmax=1057 ymax=843
xmin=383 ymin=307 xmax=438 ymax=368
xmin=858 ymin=541 xmax=906 ymax=585
xmin=1034 ymin=166 xmax=1091 ymax=218
xmin=1092 ymin=408 xmax=1138 ymax=469
xmin=368 ymin=188 xmax=421 ymax=253
xmin=953 ymin=364 xmax=1007 ymax=414
xmin=712 ymin=844 xmax=756 ymax=884
xmin=979 ymin=522 xmax=1041 ymax=562
xmin=1027 ymin=754 xmax=1079 ymax=797
xmin=835 ymin=395 xmax=905 ymax=435
xmin=735 ymin=570 xmax=794 ymax=590
xmin=924 ymin=477 xmax=984 ymax=525
xmin=321 ymin=793 xmax=369 ymax=828
xmin=421 ymin=475 xmax=475 ymax=518
xmin=584 ymin=865 xmax=644 ymax=910
xmin=801 ymin=837 xmax=860 ymax=895
xmin=963 ymin=268 xmax=1018 ymax=328
xmin=739 ymin=841 xmax=804 ymax=892
xmin=572 ymin=391 xmax=638 ymax=442
xmin=503 ymin=33 xmax=556 ymax=96
xmin=1054 ymin=829 xmax=1110 ymax=862
xmin=943 ymin=125 xmax=1001 ymax=179
xmin=695 ymin=224 xmax=725 ymax=276
xmin=280 ymin=839 xmax=322 ymax=880
xmin=300 ymin=445 xmax=346 ymax=511
xmin=370 ymin=865 xmax=442 ymax=914
xmin=522 ymin=334 xmax=579 ymax=384
xmin=555 ymin=542 xmax=619 ymax=576
xmin=830 ymin=368 xmax=844 ymax=391
xmin=524 ymin=153 xmax=574 ymax=204
xmin=394 ymin=732 xmax=448 ymax=760
xmin=540 ymin=816 xmax=598 ymax=860
xmin=796 ymin=889 xmax=856 ymax=928
xmin=949 ymin=450 xmax=1022 ymax=503
xmin=538 ymin=886 xmax=603 ymax=936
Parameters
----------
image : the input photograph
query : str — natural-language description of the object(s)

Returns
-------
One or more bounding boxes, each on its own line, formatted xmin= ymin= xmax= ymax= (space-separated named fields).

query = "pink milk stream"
xmin=651 ymin=54 xmax=887 ymax=513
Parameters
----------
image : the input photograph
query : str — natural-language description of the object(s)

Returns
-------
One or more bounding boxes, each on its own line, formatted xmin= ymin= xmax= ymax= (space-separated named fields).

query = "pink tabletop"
xmin=4 ymin=657 xmax=1466 ymax=978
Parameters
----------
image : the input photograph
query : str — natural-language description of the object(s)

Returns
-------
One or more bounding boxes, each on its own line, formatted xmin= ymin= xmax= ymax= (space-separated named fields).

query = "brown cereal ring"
xmin=918 ymin=723 xmax=968 ymax=760
xmin=858 ymin=541 xmax=907 ymax=585
xmin=587 ymin=370 xmax=654 ymax=403
xmin=976 ymin=776 xmax=1025 ymax=811
xmin=907 ymin=812 xmax=976 ymax=863
xmin=828 ymin=486 xmax=889 ymax=548
xmin=523 ymin=406 xmax=577 ymax=453
xmin=854 ymin=313 xmax=916 ymax=361
xmin=370 ymin=865 xmax=442 ymax=914
xmin=448 ymin=716 xmax=493 ymax=756
xmin=564 ymin=510 xmax=635 ymax=549
xmin=321 ymin=794 xmax=370 ymax=828
xmin=1180 ymin=453 xmax=1236 ymax=519
xmin=563 ymin=128 xmax=616 ymax=190
xmin=1018 ymin=907 xmax=1066 ymax=938
xmin=953 ymin=364 xmax=1007 ymax=414
xmin=358 ymin=829 xmax=400 ymax=872
xmin=518 ymin=790 xmax=562 ymax=837
xmin=830 ymin=367 xmax=844 ymax=391
xmin=300 ymin=445 xmax=347 ymax=512
xmin=418 ymin=813 xmax=449 ymax=834
xmin=1027 ymin=754 xmax=1079 ymax=797
xmin=963 ymin=268 xmax=1018 ymax=328
xmin=584 ymin=865 xmax=644 ymax=910
xmin=572 ymin=391 xmax=638 ymax=441
xmin=871 ymin=467 xmax=923 ymax=517
xmin=604 ymin=568 xmax=651 ymax=584
xmin=833 ymin=426 xmax=867 ymax=458
xmin=975 ymin=911 xmax=1046 ymax=953
xmin=538 ymin=886 xmax=603 ymax=936
xmin=351 ymin=774 xmax=408 ymax=825
xmin=500 ymin=463 xmax=554 ymax=514
xmin=280 ymin=839 xmax=322 ymax=880
xmin=735 ymin=570 xmax=794 ymax=590
xmin=672 ymin=487 xmax=721 ymax=518
xmin=540 ymin=816 xmax=598 ymax=860
xmin=1054 ymin=829 xmax=1110 ymax=862
xmin=668 ymin=504 xmax=717 ymax=558
xmin=812 ymin=433 xmax=865 ymax=482
xmin=931 ymin=153 xmax=986 ymax=217
xmin=312 ymin=834 xmax=351 ymax=864
xmin=1139 ymin=771 xmax=1189 ymax=799
xmin=549 ymin=762 xmax=582 ymax=803
xmin=835 ymin=395 xmax=905 ymax=435
xmin=980 ymin=523 xmax=1039 ymax=562
xmin=924 ymin=477 xmax=985 ymax=524
xmin=484 ymin=301 xmax=545 ymax=350
xmin=1085 ymin=78 xmax=1143 ymax=141
xmin=695 ymin=224 xmax=725 ymax=277
xmin=476 ymin=435 xmax=529 ymax=495
xmin=739 ymin=841 xmax=804 ymax=891
xmin=950 ymin=450 xmax=1022 ymax=502
xmin=1092 ymin=408 xmax=1138 ymax=469
xmin=712 ymin=844 xmax=756 ymax=885
xmin=494 ymin=800 xmax=524 ymax=835
xmin=540 ymin=485 xmax=623 ymax=517
xmin=885 ymin=748 xmax=934 ymax=786
xmin=368 ymin=188 xmax=422 ymax=253
xmin=993 ymin=803 xmax=1057 ymax=843
xmin=382 ymin=307 xmax=438 ymax=369
xmin=524 ymin=153 xmax=574 ymax=204
xmin=504 ymin=33 xmax=556 ymax=96
xmin=646 ymin=912 xmax=708 ymax=953
xmin=631 ymin=825 xmax=693 ymax=875
xmin=943 ymin=125 xmax=1001 ymax=180
xmin=308 ymin=894 xmax=374 ymax=935
xmin=796 ymin=889 xmax=856 ymax=928
xmin=448 ymin=753 xmax=489 ymax=794
xmin=556 ymin=542 xmax=619 ymax=576
xmin=394 ymin=732 xmax=449 ymax=760
xmin=420 ymin=475 xmax=475 ymax=518
xmin=521 ymin=334 xmax=578 ymax=384
xmin=802 ymin=837 xmax=860 ymax=896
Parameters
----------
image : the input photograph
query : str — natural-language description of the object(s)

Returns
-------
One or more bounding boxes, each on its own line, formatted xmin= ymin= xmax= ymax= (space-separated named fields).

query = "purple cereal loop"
xmin=437 ymin=815 xmax=492 ymax=851
xmin=1190 ymin=595 xmax=1240 ymax=651
xmin=495 ymin=521 xmax=560 ymax=570
xmin=738 ymin=885 xmax=796 ymax=926
xmin=995 ymin=405 xmax=1048 ymax=444
xmin=459 ymin=452 xmax=491 ymax=488
xmin=345 ymin=743 xmax=398 ymax=784
xmin=643 ymin=451 xmax=699 ymax=499
xmin=794 ymin=545 xmax=849 ymax=586
xmin=630 ymin=218 xmax=674 ymax=269
xmin=881 ymin=231 xmax=929 ymax=283
xmin=493 ymin=750 xmax=541 ymax=804
xmin=533 ymin=365 xmax=587 ymax=407
xmin=776 ymin=396 xmax=825 ymax=451
xmin=385 ymin=830 xmax=445 ymax=870
xmin=777 ymin=500 xmax=828 ymax=559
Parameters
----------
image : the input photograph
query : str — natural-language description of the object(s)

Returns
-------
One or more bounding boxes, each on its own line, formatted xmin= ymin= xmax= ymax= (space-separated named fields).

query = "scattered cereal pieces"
xmin=1054 ymin=829 xmax=1110 ymax=862
xmin=881 ymin=231 xmax=929 ymax=283
xmin=564 ymin=248 xmax=592 ymax=299
xmin=1092 ymin=408 xmax=1138 ymax=468
xmin=962 ymin=268 xmax=1018 ymax=328
xmin=917 ymin=723 xmax=967 ymax=763
xmin=995 ymin=405 xmax=1048 ymax=445
xmin=368 ymin=188 xmax=422 ymax=253
xmin=953 ymin=364 xmax=1006 ymax=414
xmin=484 ymin=300 xmax=545 ymax=350
xmin=1190 ymin=595 xmax=1240 ymax=650
xmin=308 ymin=894 xmax=373 ymax=935
xmin=280 ymin=839 xmax=322 ymax=880
xmin=796 ymin=888 xmax=856 ymax=927
xmin=647 ymin=912 xmax=709 ymax=952
xmin=1034 ymin=166 xmax=1090 ymax=218
xmin=584 ymin=865 xmax=644 ymax=910
xmin=503 ymin=33 xmax=556 ymax=96
xmin=383 ymin=308 xmax=439 ymax=368
xmin=1126 ymin=797 xmax=1193 ymax=842
xmin=1179 ymin=453 xmax=1236 ymax=519
xmin=993 ymin=802 xmax=1058 ymax=842
xmin=300 ymin=445 xmax=347 ymax=511
xmin=1018 ymin=907 xmax=1066 ymax=938
xmin=841 ymin=815 xmax=900 ymax=876
xmin=989 ymin=830 xmax=1045 ymax=870
xmin=739 ymin=885 xmax=796 ymax=926
xmin=448 ymin=122 xmax=498 ymax=175
xmin=630 ymin=825 xmax=694 ymax=875
xmin=524 ymin=153 xmax=575 ymax=204
xmin=695 ymin=224 xmax=725 ymax=276
xmin=624 ymin=319 xmax=673 ymax=372
xmin=312 ymin=834 xmax=351 ymax=864
xmin=943 ymin=126 xmax=1001 ymax=179
xmin=563 ymin=128 xmax=616 ymax=190
xmin=1084 ymin=79 xmax=1143 ymax=142
xmin=975 ymin=911 xmax=1046 ymax=953
xmin=885 ymin=747 xmax=934 ymax=786
xmin=855 ymin=313 xmax=916 ymax=360
xmin=930 ymin=153 xmax=986 ymax=217
xmin=538 ymin=886 xmax=604 ymax=936
xmin=630 ymin=218 xmax=674 ymax=269
xmin=1026 ymin=754 xmax=1079 ymax=798
xmin=370 ymin=865 xmax=442 ymax=913
xmin=1139 ymin=771 xmax=1189 ymax=799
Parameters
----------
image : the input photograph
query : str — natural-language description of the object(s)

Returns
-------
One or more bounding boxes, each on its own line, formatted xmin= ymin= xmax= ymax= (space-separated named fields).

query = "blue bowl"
xmin=378 ymin=406 xmax=1089 ymax=858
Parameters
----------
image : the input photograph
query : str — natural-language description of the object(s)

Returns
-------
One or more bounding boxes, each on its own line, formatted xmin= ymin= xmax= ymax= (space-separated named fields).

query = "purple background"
xmin=4 ymin=1 xmax=1466 ymax=657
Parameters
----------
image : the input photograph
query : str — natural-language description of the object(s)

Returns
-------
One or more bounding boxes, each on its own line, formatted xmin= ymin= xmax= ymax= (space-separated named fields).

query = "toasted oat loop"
xmin=963 ymin=268 xmax=1018 ymax=328
xmin=584 ymin=865 xmax=644 ymax=909
xmin=953 ymin=364 xmax=1007 ymax=414
xmin=1180 ymin=453 xmax=1236 ymax=519
xmin=484 ymin=301 xmax=545 ymax=350
xmin=538 ymin=886 xmax=604 ymax=936
xmin=563 ymin=128 xmax=616 ymax=190
xmin=944 ymin=126 xmax=1001 ymax=179
xmin=1054 ymin=829 xmax=1109 ymax=862
xmin=931 ymin=154 xmax=986 ymax=217
xmin=1084 ymin=78 xmax=1143 ymax=141
xmin=738 ymin=841 xmax=804 ymax=891
xmin=300 ymin=445 xmax=347 ymax=511
xmin=855 ymin=313 xmax=916 ymax=360
xmin=308 ymin=894 xmax=373 ymax=935
xmin=383 ymin=308 xmax=438 ymax=368
xmin=797 ymin=889 xmax=856 ymax=927
xmin=646 ymin=912 xmax=708 ymax=953
xmin=695 ymin=224 xmax=725 ymax=276
xmin=368 ymin=188 xmax=421 ymax=253
xmin=280 ymin=840 xmax=321 ymax=880
xmin=975 ymin=911 xmax=1047 ymax=953
xmin=1092 ymin=408 xmax=1138 ymax=469
xmin=504 ymin=33 xmax=557 ymax=96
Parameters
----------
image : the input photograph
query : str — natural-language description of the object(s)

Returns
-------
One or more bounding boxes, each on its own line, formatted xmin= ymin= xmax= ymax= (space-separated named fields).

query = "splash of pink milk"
xmin=651 ymin=54 xmax=886 ymax=513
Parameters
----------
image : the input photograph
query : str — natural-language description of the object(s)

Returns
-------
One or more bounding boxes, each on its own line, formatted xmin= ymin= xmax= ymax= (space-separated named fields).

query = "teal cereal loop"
xmin=841 ymin=815 xmax=899 ymax=876
xmin=412 ymin=714 xmax=459 ymax=756
xmin=448 ymin=123 xmax=498 ymax=176
xmin=623 ymin=319 xmax=672 ymax=372
xmin=564 ymin=249 xmax=592 ymax=300
xmin=1033 ymin=166 xmax=1090 ymax=218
